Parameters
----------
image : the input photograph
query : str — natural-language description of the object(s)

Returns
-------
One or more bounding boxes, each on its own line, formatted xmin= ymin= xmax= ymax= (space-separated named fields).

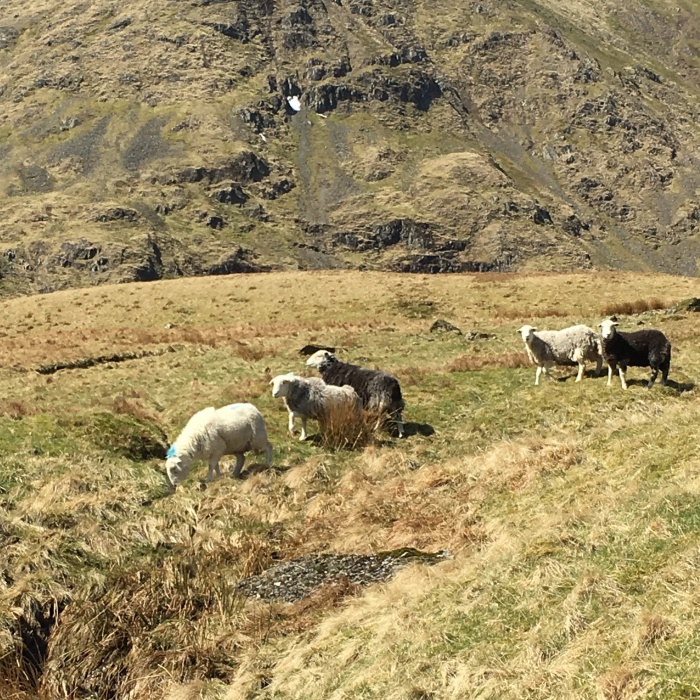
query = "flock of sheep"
xmin=165 ymin=349 xmax=405 ymax=489
xmin=164 ymin=320 xmax=672 ymax=490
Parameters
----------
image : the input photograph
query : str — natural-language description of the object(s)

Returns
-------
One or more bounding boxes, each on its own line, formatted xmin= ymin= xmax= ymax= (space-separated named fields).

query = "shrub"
xmin=600 ymin=298 xmax=667 ymax=316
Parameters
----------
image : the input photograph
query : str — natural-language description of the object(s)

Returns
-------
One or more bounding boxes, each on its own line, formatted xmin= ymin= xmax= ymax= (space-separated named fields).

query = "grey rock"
xmin=430 ymin=319 xmax=462 ymax=335
xmin=236 ymin=549 xmax=451 ymax=602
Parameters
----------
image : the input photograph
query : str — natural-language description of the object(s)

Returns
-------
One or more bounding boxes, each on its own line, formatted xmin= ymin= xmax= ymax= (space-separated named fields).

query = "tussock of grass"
xmin=319 ymin=403 xmax=379 ymax=451
xmin=40 ymin=545 xmax=250 ymax=699
xmin=74 ymin=411 xmax=168 ymax=461
xmin=600 ymin=297 xmax=668 ymax=316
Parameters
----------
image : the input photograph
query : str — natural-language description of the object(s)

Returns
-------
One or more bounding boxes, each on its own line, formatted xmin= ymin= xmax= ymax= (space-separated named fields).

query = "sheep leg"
xmin=264 ymin=442 xmax=272 ymax=466
xmin=535 ymin=366 xmax=542 ymax=386
xmin=607 ymin=365 xmax=615 ymax=386
xmin=287 ymin=411 xmax=296 ymax=435
xmin=206 ymin=458 xmax=222 ymax=482
xmin=575 ymin=363 xmax=585 ymax=382
xmin=661 ymin=363 xmax=670 ymax=386
xmin=395 ymin=411 xmax=405 ymax=438
xmin=230 ymin=454 xmax=245 ymax=478
xmin=595 ymin=356 xmax=603 ymax=377
xmin=542 ymin=365 xmax=554 ymax=381
xmin=647 ymin=366 xmax=659 ymax=389
xmin=618 ymin=366 xmax=628 ymax=390
xmin=299 ymin=416 xmax=308 ymax=441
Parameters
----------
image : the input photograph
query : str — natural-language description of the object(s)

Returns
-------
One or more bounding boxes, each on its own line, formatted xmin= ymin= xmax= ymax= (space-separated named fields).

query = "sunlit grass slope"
xmin=0 ymin=270 xmax=699 ymax=699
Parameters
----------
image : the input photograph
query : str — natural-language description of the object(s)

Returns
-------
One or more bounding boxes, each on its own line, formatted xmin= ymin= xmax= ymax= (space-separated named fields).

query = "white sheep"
xmin=165 ymin=403 xmax=272 ymax=489
xmin=517 ymin=324 xmax=603 ymax=385
xmin=270 ymin=372 xmax=361 ymax=441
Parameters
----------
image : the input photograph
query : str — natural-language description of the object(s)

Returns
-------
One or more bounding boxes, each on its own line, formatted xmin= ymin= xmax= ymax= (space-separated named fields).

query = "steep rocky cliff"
xmin=1 ymin=0 xmax=700 ymax=293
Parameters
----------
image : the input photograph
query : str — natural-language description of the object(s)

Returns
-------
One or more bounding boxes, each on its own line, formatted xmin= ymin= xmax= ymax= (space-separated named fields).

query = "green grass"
xmin=0 ymin=271 xmax=699 ymax=698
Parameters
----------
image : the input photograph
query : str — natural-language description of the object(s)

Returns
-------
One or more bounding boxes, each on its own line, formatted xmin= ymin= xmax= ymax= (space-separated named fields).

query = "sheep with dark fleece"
xmin=598 ymin=319 xmax=672 ymax=390
xmin=306 ymin=350 xmax=406 ymax=437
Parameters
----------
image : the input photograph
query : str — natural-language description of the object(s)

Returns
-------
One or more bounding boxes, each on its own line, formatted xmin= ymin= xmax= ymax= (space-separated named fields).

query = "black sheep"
xmin=598 ymin=319 xmax=671 ymax=389
xmin=306 ymin=350 xmax=405 ymax=437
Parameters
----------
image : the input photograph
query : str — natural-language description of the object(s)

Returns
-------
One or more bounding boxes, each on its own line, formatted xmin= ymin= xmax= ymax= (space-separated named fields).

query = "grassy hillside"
xmin=0 ymin=270 xmax=699 ymax=699
xmin=2 ymin=0 xmax=700 ymax=293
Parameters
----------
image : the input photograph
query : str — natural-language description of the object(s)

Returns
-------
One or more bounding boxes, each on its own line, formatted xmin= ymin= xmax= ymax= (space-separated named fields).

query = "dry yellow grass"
xmin=0 ymin=270 xmax=695 ymax=368
xmin=0 ymin=270 xmax=699 ymax=699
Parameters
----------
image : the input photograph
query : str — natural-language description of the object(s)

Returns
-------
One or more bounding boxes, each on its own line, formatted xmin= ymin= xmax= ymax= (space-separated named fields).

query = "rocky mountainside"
xmin=1 ymin=0 xmax=700 ymax=293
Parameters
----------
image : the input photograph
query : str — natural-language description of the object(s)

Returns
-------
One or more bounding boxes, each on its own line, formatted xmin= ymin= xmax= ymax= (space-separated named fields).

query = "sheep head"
xmin=166 ymin=453 xmax=190 ymax=488
xmin=270 ymin=373 xmax=295 ymax=398
xmin=306 ymin=349 xmax=335 ymax=370
xmin=516 ymin=325 xmax=537 ymax=342
xmin=599 ymin=319 xmax=618 ymax=339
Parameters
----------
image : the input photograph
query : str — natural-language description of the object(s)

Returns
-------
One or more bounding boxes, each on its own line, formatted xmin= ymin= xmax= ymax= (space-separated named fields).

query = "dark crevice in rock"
xmin=207 ymin=247 xmax=265 ymax=275
xmin=175 ymin=152 xmax=270 ymax=185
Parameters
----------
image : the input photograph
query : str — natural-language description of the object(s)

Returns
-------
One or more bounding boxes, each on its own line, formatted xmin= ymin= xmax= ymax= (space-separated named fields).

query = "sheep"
xmin=305 ymin=350 xmax=406 ymax=437
xmin=598 ymin=318 xmax=671 ymax=390
xmin=516 ymin=324 xmax=603 ymax=385
xmin=270 ymin=372 xmax=361 ymax=441
xmin=165 ymin=403 xmax=272 ymax=489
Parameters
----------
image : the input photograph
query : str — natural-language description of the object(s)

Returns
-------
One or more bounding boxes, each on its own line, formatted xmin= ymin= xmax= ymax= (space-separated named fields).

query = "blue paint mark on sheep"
xmin=227 ymin=403 xmax=246 ymax=410
xmin=166 ymin=444 xmax=177 ymax=458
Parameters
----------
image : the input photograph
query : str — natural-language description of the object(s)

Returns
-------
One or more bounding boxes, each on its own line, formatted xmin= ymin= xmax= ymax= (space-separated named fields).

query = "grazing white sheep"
xmin=598 ymin=319 xmax=672 ymax=389
xmin=517 ymin=324 xmax=603 ymax=385
xmin=305 ymin=350 xmax=406 ymax=437
xmin=270 ymin=372 xmax=361 ymax=441
xmin=165 ymin=403 xmax=272 ymax=489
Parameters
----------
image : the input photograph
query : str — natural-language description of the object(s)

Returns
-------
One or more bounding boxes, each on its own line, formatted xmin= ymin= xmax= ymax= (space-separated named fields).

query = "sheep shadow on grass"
xmin=401 ymin=421 xmax=435 ymax=438
xmin=605 ymin=377 xmax=695 ymax=392
xmin=664 ymin=378 xmax=695 ymax=393
xmin=195 ymin=462 xmax=275 ymax=489
xmin=243 ymin=461 xmax=290 ymax=477
xmin=555 ymin=368 xmax=606 ymax=383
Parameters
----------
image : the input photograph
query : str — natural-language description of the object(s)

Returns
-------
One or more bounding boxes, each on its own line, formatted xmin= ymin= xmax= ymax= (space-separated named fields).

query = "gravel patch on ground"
xmin=236 ymin=548 xmax=452 ymax=603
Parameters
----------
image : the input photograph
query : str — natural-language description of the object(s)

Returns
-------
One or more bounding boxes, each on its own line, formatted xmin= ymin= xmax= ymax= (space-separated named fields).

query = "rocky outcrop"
xmin=211 ymin=183 xmax=248 ymax=205
xmin=207 ymin=247 xmax=262 ymax=275
xmin=306 ymin=68 xmax=442 ymax=113
xmin=390 ymin=254 xmax=505 ymax=274
xmin=175 ymin=152 xmax=270 ymax=185
xmin=333 ymin=219 xmax=470 ymax=257
xmin=91 ymin=207 xmax=140 ymax=223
